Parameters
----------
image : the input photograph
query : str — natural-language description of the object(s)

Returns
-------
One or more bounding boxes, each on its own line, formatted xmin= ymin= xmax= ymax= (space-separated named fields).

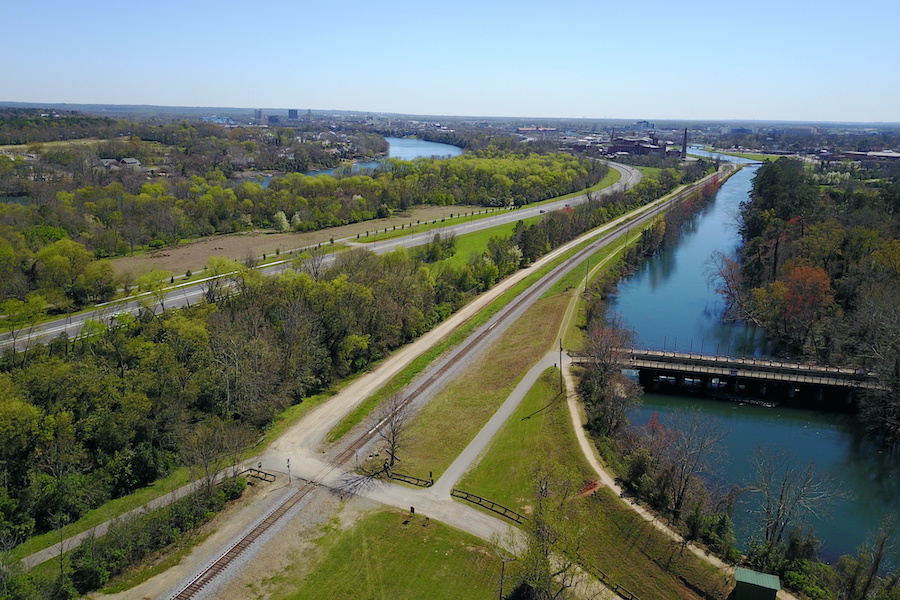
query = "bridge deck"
xmin=574 ymin=349 xmax=880 ymax=390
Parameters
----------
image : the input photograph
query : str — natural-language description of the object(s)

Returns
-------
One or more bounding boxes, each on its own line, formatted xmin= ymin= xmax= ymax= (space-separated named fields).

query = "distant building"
xmin=120 ymin=157 xmax=141 ymax=169
xmin=288 ymin=109 xmax=298 ymax=120
xmin=254 ymin=109 xmax=263 ymax=120
xmin=268 ymin=115 xmax=281 ymax=125
xmin=609 ymin=133 xmax=665 ymax=157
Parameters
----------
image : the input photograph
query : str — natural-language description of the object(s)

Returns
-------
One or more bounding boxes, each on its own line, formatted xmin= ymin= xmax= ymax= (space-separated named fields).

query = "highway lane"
xmin=0 ymin=161 xmax=640 ymax=353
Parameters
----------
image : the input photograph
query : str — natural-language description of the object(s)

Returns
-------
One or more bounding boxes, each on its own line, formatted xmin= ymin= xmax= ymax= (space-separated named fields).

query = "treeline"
xmin=387 ymin=128 xmax=523 ymax=152
xmin=713 ymin=157 xmax=900 ymax=445
xmin=0 ymin=109 xmax=122 ymax=145
xmin=0 ymin=152 xmax=605 ymax=309
xmin=3 ymin=479 xmax=246 ymax=599
xmin=1 ymin=125 xmax=388 ymax=198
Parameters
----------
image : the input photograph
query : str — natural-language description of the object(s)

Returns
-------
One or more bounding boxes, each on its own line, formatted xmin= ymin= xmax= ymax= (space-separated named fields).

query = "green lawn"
xmin=455 ymin=368 xmax=588 ymax=507
xmin=634 ymin=165 xmax=663 ymax=177
xmin=286 ymin=510 xmax=512 ymax=600
xmin=400 ymin=294 xmax=569 ymax=479
xmin=437 ymin=214 xmax=544 ymax=269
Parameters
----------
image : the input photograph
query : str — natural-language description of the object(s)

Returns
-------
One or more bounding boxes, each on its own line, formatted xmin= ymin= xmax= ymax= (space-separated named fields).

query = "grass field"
xmin=285 ymin=509 xmax=511 ymax=600
xmin=399 ymin=293 xmax=569 ymax=479
xmin=455 ymin=368 xmax=584 ymax=506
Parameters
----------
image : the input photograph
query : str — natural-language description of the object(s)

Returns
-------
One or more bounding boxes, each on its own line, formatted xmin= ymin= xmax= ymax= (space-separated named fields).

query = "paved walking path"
xmin=429 ymin=350 xmax=561 ymax=498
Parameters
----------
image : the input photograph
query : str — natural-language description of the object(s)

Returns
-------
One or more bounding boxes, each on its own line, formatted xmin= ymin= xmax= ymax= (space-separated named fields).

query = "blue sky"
xmin=4 ymin=0 xmax=898 ymax=123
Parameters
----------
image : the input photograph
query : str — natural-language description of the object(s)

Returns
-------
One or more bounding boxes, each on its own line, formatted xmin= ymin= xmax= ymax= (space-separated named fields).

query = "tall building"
xmin=254 ymin=109 xmax=263 ymax=121
xmin=288 ymin=109 xmax=298 ymax=120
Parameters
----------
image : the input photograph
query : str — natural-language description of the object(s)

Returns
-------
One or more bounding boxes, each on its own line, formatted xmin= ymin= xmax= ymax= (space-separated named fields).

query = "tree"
xmin=0 ymin=293 xmax=46 ymax=361
xmin=655 ymin=409 xmax=726 ymax=521
xmin=202 ymin=256 xmax=241 ymax=303
xmin=749 ymin=447 xmax=833 ymax=552
xmin=518 ymin=461 xmax=589 ymax=600
xmin=578 ymin=314 xmax=641 ymax=437
xmin=136 ymin=269 xmax=171 ymax=312
xmin=853 ymin=282 xmax=900 ymax=448
xmin=375 ymin=393 xmax=412 ymax=472
xmin=835 ymin=520 xmax=896 ymax=600
xmin=33 ymin=238 xmax=94 ymax=303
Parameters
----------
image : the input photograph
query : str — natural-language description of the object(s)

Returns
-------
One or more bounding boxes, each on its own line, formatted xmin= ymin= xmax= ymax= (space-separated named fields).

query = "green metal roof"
xmin=735 ymin=567 xmax=781 ymax=590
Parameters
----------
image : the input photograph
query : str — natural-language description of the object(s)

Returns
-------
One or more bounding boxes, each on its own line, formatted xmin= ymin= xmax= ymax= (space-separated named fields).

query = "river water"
xmin=609 ymin=152 xmax=899 ymax=563
xmin=303 ymin=136 xmax=463 ymax=176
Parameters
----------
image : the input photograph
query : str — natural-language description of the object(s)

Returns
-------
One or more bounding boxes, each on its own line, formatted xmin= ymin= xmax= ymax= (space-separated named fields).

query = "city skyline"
xmin=3 ymin=0 xmax=899 ymax=123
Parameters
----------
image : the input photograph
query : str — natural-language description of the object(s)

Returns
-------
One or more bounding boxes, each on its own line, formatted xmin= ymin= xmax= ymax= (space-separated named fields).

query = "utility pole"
xmin=559 ymin=339 xmax=564 ymax=392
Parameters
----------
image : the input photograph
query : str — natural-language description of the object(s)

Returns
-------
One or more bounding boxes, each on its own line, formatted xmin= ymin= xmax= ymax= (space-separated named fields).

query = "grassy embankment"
xmin=309 ymin=215 xmax=726 ymax=600
xmin=456 ymin=369 xmax=728 ymax=600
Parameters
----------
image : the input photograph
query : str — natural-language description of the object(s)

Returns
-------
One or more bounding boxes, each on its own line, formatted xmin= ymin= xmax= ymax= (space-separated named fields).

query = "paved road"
xmin=1 ymin=162 xmax=640 ymax=353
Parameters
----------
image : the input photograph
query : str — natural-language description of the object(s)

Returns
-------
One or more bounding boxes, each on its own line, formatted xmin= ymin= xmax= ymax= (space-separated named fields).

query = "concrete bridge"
xmin=573 ymin=349 xmax=881 ymax=405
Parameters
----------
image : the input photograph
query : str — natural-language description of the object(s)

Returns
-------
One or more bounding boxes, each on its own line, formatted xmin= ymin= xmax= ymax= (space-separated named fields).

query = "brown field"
xmin=111 ymin=204 xmax=478 ymax=277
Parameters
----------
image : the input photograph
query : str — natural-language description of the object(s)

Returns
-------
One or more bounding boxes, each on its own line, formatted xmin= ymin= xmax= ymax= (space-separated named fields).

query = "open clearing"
xmin=110 ymin=204 xmax=479 ymax=277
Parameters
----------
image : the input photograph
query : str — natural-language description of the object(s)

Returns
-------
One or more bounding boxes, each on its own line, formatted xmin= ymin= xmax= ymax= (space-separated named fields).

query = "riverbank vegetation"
xmin=583 ymin=157 xmax=900 ymax=600
xmin=710 ymin=157 xmax=900 ymax=448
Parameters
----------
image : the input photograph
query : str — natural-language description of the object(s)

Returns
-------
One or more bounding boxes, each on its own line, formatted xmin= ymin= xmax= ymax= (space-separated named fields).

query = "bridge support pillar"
xmin=759 ymin=383 xmax=767 ymax=397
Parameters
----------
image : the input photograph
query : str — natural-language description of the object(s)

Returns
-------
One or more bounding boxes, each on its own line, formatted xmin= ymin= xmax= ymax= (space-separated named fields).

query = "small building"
xmin=120 ymin=157 xmax=141 ymax=169
xmin=734 ymin=567 xmax=780 ymax=600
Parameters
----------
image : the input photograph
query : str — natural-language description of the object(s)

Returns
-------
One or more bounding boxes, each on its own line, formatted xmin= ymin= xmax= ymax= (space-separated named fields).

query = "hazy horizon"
xmin=3 ymin=0 xmax=898 ymax=123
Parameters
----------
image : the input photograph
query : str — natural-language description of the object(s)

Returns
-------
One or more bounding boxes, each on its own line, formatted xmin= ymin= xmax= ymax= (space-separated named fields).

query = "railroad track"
xmin=168 ymin=171 xmax=718 ymax=599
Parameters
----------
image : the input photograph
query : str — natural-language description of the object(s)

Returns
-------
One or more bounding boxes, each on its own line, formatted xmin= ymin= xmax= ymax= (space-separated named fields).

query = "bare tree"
xmin=749 ymin=447 xmax=834 ymax=549
xmin=706 ymin=250 xmax=762 ymax=326
xmin=181 ymin=418 xmax=247 ymax=494
xmin=518 ymin=461 xmax=590 ymax=600
xmin=375 ymin=393 xmax=413 ymax=471
xmin=835 ymin=518 xmax=896 ymax=600
xmin=657 ymin=409 xmax=726 ymax=521
xmin=294 ymin=245 xmax=328 ymax=281
xmin=578 ymin=313 xmax=641 ymax=437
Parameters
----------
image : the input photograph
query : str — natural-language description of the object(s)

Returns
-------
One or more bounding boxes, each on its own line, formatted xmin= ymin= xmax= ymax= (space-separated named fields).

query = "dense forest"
xmin=709 ymin=158 xmax=900 ymax=447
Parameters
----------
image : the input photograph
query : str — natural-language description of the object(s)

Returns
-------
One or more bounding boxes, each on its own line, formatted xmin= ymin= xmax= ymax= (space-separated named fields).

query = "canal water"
xmin=609 ymin=154 xmax=899 ymax=563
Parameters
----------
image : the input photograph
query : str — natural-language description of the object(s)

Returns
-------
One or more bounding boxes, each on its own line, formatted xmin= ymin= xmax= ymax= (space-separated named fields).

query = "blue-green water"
xmin=610 ymin=159 xmax=899 ymax=563
xmin=304 ymin=136 xmax=462 ymax=176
